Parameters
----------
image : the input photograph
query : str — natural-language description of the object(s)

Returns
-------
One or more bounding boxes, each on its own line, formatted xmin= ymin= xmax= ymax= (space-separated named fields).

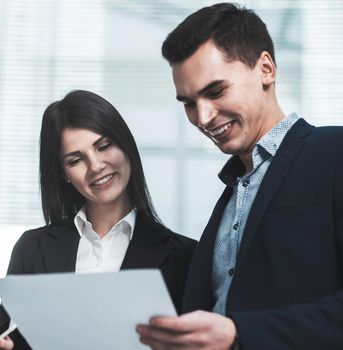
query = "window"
xmin=0 ymin=0 xmax=342 ymax=276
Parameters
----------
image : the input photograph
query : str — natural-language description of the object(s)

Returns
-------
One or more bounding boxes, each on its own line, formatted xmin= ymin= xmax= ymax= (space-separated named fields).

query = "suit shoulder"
xmin=137 ymin=214 xmax=197 ymax=248
xmin=155 ymin=223 xmax=197 ymax=250
xmin=12 ymin=222 xmax=70 ymax=250
xmin=298 ymin=124 xmax=343 ymax=156
xmin=13 ymin=225 xmax=49 ymax=247
xmin=311 ymin=125 xmax=343 ymax=141
xmin=8 ymin=226 xmax=49 ymax=275
xmin=169 ymin=230 xmax=197 ymax=249
xmin=8 ymin=222 xmax=74 ymax=275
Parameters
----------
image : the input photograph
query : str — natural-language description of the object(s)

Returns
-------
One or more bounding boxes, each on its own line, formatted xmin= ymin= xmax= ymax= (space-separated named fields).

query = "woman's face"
xmin=60 ymin=127 xmax=131 ymax=210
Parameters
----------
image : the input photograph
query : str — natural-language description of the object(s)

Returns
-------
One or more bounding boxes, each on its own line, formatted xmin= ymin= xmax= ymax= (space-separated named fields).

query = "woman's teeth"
xmin=93 ymin=174 xmax=113 ymax=185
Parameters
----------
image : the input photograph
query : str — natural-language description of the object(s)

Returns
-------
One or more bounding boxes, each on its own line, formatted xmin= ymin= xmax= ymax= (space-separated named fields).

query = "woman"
xmin=1 ymin=90 xmax=196 ymax=349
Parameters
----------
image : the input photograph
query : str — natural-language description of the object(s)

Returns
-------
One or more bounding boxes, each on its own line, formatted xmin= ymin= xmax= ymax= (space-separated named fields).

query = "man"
xmin=137 ymin=3 xmax=343 ymax=349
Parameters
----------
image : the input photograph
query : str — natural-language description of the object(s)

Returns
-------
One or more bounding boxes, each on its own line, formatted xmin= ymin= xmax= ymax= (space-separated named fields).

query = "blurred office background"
xmin=0 ymin=0 xmax=342 ymax=276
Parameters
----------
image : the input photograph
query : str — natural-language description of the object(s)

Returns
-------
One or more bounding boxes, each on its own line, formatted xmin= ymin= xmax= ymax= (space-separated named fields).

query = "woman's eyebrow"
xmin=63 ymin=150 xmax=82 ymax=159
xmin=92 ymin=136 xmax=106 ymax=147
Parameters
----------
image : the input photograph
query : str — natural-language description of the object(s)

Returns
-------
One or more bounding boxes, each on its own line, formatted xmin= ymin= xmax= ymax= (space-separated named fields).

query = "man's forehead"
xmin=171 ymin=57 xmax=237 ymax=98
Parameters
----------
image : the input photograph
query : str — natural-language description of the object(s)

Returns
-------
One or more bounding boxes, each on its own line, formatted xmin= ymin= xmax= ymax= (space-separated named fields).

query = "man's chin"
xmin=215 ymin=142 xmax=235 ymax=155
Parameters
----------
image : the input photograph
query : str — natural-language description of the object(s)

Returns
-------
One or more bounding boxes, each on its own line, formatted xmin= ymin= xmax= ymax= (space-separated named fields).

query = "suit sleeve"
xmin=4 ymin=232 xmax=34 ymax=349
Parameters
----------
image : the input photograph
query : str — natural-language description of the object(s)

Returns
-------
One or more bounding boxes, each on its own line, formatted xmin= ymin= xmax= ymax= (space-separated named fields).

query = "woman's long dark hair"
xmin=40 ymin=90 xmax=161 ymax=225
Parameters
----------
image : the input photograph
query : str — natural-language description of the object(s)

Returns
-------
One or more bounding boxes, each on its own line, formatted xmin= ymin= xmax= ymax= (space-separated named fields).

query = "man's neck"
xmin=239 ymin=153 xmax=253 ymax=174
xmin=239 ymin=105 xmax=286 ymax=174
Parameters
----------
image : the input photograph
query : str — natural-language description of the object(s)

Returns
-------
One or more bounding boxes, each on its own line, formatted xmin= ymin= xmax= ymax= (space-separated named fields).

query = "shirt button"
xmin=233 ymin=222 xmax=239 ymax=230
xmin=228 ymin=268 xmax=235 ymax=276
xmin=242 ymin=179 xmax=250 ymax=187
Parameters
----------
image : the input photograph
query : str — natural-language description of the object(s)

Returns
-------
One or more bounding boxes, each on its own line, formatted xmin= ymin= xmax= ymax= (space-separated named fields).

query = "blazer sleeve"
xmin=5 ymin=230 xmax=38 ymax=349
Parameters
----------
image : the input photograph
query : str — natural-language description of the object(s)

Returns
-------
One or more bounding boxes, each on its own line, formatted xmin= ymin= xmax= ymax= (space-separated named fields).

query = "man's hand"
xmin=136 ymin=310 xmax=237 ymax=349
xmin=0 ymin=337 xmax=14 ymax=350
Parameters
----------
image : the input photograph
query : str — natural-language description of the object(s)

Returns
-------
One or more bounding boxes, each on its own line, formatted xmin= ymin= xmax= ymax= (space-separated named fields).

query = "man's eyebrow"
xmin=198 ymin=80 xmax=226 ymax=95
xmin=63 ymin=136 xmax=105 ymax=159
xmin=176 ymin=80 xmax=226 ymax=101
xmin=176 ymin=95 xmax=192 ymax=102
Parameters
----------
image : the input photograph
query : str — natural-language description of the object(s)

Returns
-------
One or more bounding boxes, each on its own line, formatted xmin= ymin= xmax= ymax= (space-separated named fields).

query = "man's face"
xmin=172 ymin=40 xmax=277 ymax=160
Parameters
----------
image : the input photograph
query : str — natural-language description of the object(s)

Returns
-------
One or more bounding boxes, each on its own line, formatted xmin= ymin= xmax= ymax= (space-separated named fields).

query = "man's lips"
xmin=91 ymin=173 xmax=114 ymax=186
xmin=201 ymin=121 xmax=235 ymax=138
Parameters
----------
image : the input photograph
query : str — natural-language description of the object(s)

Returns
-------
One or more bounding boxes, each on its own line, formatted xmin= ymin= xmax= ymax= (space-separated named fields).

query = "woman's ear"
xmin=62 ymin=173 xmax=71 ymax=183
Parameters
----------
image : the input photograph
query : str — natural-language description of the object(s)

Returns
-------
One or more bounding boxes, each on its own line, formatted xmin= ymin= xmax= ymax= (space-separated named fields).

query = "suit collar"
xmin=235 ymin=118 xmax=315 ymax=268
xmin=218 ymin=156 xmax=245 ymax=186
xmin=182 ymin=185 xmax=233 ymax=313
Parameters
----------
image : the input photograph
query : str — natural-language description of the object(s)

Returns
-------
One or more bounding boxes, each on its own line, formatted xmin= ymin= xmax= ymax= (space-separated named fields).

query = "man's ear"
xmin=258 ymin=51 xmax=276 ymax=87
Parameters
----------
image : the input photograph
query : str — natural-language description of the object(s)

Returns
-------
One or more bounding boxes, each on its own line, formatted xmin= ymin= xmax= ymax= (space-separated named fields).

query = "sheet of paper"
xmin=0 ymin=269 xmax=176 ymax=349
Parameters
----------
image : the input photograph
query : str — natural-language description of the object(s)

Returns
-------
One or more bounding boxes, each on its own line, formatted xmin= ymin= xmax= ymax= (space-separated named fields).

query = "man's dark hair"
xmin=162 ymin=2 xmax=275 ymax=67
xmin=40 ymin=90 xmax=161 ymax=225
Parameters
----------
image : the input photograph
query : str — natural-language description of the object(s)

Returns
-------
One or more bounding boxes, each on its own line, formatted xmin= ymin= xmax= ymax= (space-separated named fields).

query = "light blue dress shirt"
xmin=212 ymin=113 xmax=299 ymax=315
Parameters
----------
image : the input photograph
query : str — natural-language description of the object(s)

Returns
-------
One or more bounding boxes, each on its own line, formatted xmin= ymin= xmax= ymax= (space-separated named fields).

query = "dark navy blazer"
xmin=183 ymin=119 xmax=343 ymax=349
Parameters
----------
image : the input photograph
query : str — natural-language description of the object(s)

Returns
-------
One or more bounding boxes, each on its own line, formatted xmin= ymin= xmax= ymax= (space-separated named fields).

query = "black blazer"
xmin=183 ymin=119 xmax=343 ymax=349
xmin=4 ymin=212 xmax=196 ymax=349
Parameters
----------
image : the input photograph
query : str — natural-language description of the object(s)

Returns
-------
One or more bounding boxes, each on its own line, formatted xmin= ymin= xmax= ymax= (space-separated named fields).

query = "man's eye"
xmin=183 ymin=101 xmax=196 ymax=109
xmin=208 ymin=89 xmax=224 ymax=99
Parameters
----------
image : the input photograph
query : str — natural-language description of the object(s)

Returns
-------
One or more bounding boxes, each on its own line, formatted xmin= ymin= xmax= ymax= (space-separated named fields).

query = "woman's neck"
xmin=85 ymin=196 xmax=132 ymax=239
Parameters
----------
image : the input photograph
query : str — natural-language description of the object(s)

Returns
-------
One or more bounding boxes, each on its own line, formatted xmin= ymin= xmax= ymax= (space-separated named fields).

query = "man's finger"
xmin=137 ymin=324 xmax=208 ymax=347
xmin=149 ymin=312 xmax=206 ymax=332
xmin=0 ymin=336 xmax=14 ymax=350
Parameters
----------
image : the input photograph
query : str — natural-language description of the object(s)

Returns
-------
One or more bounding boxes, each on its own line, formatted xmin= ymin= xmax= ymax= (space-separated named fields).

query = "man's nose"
xmin=196 ymin=101 xmax=217 ymax=128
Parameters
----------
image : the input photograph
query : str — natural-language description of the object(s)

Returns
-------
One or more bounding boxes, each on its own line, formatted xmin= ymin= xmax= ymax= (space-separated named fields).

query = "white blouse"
xmin=73 ymin=207 xmax=136 ymax=274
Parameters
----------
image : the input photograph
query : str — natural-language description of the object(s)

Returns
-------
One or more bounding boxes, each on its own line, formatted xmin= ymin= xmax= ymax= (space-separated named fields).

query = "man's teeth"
xmin=208 ymin=122 xmax=232 ymax=137
xmin=93 ymin=174 xmax=113 ymax=185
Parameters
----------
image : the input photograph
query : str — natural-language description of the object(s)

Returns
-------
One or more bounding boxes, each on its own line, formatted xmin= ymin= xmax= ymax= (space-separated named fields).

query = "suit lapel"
xmin=182 ymin=185 xmax=233 ymax=312
xmin=236 ymin=119 xmax=315 ymax=268
xmin=121 ymin=214 xmax=174 ymax=270
xmin=38 ymin=224 xmax=80 ymax=273
xmin=198 ymin=185 xmax=234 ymax=264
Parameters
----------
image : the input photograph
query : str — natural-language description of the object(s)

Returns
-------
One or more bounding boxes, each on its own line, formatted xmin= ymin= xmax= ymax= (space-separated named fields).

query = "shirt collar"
xmin=74 ymin=206 xmax=136 ymax=240
xmin=256 ymin=112 xmax=299 ymax=157
xmin=218 ymin=113 xmax=299 ymax=185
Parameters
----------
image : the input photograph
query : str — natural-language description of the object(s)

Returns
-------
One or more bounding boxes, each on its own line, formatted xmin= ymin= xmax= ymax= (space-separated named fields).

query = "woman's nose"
xmin=89 ymin=155 xmax=105 ymax=173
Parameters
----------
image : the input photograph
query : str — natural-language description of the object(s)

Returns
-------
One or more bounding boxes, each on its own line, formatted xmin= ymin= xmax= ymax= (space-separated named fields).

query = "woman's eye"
xmin=68 ymin=158 xmax=82 ymax=167
xmin=98 ymin=142 xmax=112 ymax=151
